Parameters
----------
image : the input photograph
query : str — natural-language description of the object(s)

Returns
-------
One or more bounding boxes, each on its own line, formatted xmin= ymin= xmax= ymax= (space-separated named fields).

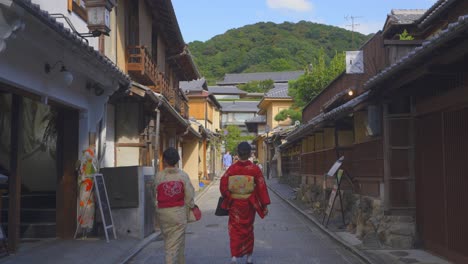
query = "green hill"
xmin=188 ymin=20 xmax=370 ymax=83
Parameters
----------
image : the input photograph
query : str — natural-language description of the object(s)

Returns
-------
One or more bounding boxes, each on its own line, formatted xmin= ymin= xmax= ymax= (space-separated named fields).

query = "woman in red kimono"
xmin=220 ymin=142 xmax=271 ymax=264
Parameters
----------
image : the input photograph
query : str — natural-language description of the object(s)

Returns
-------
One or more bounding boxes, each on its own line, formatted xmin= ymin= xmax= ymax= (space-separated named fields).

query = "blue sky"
xmin=172 ymin=0 xmax=437 ymax=43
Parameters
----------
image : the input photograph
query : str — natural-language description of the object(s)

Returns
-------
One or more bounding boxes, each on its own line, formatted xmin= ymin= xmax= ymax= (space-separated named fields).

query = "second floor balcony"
xmin=127 ymin=46 xmax=189 ymax=119
xmin=127 ymin=46 xmax=168 ymax=92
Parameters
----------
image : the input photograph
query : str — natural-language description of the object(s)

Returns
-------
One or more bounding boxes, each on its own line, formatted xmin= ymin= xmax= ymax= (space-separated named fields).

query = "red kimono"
xmin=220 ymin=160 xmax=271 ymax=258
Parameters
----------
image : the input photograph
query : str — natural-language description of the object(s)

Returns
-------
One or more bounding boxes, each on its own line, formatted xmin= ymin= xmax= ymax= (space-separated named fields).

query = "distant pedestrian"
xmin=154 ymin=147 xmax=195 ymax=264
xmin=223 ymin=150 xmax=233 ymax=169
xmin=220 ymin=142 xmax=271 ymax=264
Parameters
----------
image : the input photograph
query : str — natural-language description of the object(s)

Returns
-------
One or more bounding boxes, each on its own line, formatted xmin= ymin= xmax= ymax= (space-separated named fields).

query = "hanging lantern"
xmin=86 ymin=0 xmax=116 ymax=36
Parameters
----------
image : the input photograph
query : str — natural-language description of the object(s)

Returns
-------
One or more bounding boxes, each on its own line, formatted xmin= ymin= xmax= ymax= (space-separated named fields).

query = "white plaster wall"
xmin=102 ymin=104 xmax=115 ymax=168
xmin=138 ymin=0 xmax=152 ymax=52
xmin=33 ymin=0 xmax=99 ymax=49
xmin=0 ymin=5 xmax=117 ymax=154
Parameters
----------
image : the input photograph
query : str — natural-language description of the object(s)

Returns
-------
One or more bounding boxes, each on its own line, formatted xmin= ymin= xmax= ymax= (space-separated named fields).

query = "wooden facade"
xmin=281 ymin=2 xmax=468 ymax=262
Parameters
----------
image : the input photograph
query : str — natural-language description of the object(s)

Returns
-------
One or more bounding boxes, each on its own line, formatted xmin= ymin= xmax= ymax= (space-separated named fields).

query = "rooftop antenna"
xmin=345 ymin=15 xmax=362 ymax=49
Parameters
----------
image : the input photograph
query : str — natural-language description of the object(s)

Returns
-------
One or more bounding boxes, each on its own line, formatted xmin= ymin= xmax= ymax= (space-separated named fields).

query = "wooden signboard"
xmin=93 ymin=174 xmax=117 ymax=242
xmin=322 ymin=157 xmax=348 ymax=228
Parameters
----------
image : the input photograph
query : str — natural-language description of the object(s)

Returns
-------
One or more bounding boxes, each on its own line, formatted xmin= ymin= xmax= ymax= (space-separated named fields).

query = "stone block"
xmin=389 ymin=235 xmax=414 ymax=248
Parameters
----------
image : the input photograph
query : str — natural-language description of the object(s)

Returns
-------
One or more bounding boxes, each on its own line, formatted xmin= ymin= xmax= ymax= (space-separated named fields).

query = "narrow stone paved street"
xmin=128 ymin=178 xmax=364 ymax=264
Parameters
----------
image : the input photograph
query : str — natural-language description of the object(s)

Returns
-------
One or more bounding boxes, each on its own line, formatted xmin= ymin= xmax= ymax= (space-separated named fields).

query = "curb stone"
xmin=267 ymin=184 xmax=375 ymax=264
xmin=117 ymin=232 xmax=160 ymax=264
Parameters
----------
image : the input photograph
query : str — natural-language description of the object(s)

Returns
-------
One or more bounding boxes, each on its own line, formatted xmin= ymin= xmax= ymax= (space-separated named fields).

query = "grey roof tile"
xmin=217 ymin=71 xmax=304 ymax=85
xmin=180 ymin=78 xmax=207 ymax=92
xmin=265 ymin=83 xmax=291 ymax=98
xmin=219 ymin=101 xmax=259 ymax=112
xmin=417 ymin=0 xmax=454 ymax=27
xmin=388 ymin=9 xmax=426 ymax=25
xmin=208 ymin=86 xmax=247 ymax=95
xmin=245 ymin=115 xmax=266 ymax=123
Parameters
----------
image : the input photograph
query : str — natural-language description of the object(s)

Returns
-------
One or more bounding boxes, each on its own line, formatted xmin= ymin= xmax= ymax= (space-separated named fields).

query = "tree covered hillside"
xmin=188 ymin=21 xmax=369 ymax=83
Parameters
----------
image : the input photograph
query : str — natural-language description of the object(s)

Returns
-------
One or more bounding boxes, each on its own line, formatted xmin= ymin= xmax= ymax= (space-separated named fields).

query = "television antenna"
xmin=345 ymin=15 xmax=362 ymax=49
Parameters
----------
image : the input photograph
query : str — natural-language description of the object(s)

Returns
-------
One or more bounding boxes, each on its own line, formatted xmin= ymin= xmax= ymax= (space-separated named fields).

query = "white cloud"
xmin=266 ymin=0 xmax=313 ymax=12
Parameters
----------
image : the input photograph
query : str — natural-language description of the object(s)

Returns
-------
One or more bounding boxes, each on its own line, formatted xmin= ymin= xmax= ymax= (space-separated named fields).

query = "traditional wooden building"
xmin=0 ymin=0 xmax=130 ymax=251
xmin=101 ymin=0 xmax=201 ymax=190
xmin=281 ymin=1 xmax=468 ymax=262
xmin=363 ymin=2 xmax=468 ymax=262
xmin=180 ymin=78 xmax=223 ymax=180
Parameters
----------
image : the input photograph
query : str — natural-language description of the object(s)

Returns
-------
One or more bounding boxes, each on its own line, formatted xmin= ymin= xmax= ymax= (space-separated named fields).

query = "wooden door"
xmin=416 ymin=106 xmax=468 ymax=264
xmin=383 ymin=98 xmax=416 ymax=214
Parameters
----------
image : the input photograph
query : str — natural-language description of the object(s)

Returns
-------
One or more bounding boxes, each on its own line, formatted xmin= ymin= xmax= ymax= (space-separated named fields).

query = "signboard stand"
xmin=74 ymin=174 xmax=116 ymax=242
xmin=321 ymin=157 xmax=352 ymax=228
xmin=93 ymin=174 xmax=117 ymax=242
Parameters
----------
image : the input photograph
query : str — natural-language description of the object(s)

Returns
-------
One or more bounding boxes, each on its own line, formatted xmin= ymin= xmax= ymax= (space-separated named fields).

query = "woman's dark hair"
xmin=163 ymin=147 xmax=180 ymax=166
xmin=237 ymin=142 xmax=251 ymax=160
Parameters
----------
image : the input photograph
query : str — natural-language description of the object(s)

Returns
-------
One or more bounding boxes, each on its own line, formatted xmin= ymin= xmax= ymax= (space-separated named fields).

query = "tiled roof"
xmin=265 ymin=83 xmax=291 ymax=99
xmin=417 ymin=0 xmax=456 ymax=28
xmin=180 ymin=78 xmax=207 ymax=92
xmin=365 ymin=14 xmax=468 ymax=91
xmin=14 ymin=0 xmax=130 ymax=86
xmin=217 ymin=71 xmax=304 ymax=85
xmin=245 ymin=115 xmax=266 ymax=123
xmin=284 ymin=91 xmax=370 ymax=145
xmin=220 ymin=101 xmax=259 ymax=113
xmin=387 ymin=9 xmax=426 ymax=25
xmin=208 ymin=86 xmax=247 ymax=95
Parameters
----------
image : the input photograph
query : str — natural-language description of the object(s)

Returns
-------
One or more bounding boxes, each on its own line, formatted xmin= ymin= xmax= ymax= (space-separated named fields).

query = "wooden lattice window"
xmin=68 ymin=0 xmax=87 ymax=21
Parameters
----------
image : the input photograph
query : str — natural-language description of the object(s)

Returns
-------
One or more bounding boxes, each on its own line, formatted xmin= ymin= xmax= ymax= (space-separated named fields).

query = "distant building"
xmin=220 ymin=101 xmax=259 ymax=137
xmin=216 ymin=71 xmax=304 ymax=85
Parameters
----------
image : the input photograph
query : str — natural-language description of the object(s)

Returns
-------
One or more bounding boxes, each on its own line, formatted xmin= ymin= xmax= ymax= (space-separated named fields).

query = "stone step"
xmin=2 ymin=193 xmax=56 ymax=209
xmin=2 ymin=222 xmax=56 ymax=239
xmin=1 ymin=208 xmax=56 ymax=223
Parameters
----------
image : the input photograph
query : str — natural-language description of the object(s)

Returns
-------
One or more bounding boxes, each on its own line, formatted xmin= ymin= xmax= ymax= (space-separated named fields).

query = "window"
xmin=68 ymin=0 xmax=87 ymax=21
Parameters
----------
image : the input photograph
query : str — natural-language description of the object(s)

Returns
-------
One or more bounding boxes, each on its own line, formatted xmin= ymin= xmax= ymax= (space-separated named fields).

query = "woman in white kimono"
xmin=155 ymin=147 xmax=195 ymax=264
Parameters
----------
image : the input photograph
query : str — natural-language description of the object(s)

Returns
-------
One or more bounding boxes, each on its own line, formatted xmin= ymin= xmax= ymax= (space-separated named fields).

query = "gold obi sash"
xmin=228 ymin=175 xmax=255 ymax=199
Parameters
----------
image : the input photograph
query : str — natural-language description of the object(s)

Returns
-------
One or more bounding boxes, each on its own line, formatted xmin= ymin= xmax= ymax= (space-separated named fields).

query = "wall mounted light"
xmin=45 ymin=61 xmax=74 ymax=87
xmin=86 ymin=82 xmax=105 ymax=96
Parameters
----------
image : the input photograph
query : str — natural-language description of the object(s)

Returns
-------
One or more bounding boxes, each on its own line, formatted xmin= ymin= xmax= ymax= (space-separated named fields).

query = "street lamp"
xmin=86 ymin=0 xmax=116 ymax=36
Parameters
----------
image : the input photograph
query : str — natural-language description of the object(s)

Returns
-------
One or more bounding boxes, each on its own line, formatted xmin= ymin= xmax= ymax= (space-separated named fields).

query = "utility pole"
xmin=345 ymin=15 xmax=362 ymax=49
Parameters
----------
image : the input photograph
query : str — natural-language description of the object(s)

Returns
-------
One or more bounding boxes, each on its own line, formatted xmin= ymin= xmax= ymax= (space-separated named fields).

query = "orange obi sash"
xmin=228 ymin=175 xmax=255 ymax=199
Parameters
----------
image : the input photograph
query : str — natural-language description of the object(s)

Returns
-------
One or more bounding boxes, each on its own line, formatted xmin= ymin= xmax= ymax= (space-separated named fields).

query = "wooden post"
xmin=8 ymin=95 xmax=22 ymax=252
xmin=56 ymin=108 xmax=79 ymax=239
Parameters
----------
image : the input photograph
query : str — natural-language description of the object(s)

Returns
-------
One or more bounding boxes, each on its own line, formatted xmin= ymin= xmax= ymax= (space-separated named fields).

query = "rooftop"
xmin=264 ymin=83 xmax=291 ymax=99
xmin=180 ymin=78 xmax=207 ymax=92
xmin=208 ymin=86 xmax=247 ymax=95
xmin=217 ymin=71 xmax=304 ymax=85
xmin=387 ymin=9 xmax=427 ymax=25
xmin=220 ymin=101 xmax=259 ymax=113
xmin=245 ymin=115 xmax=267 ymax=123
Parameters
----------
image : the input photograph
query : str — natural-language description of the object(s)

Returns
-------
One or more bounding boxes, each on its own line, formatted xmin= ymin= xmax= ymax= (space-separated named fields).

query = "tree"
xmin=274 ymin=108 xmax=302 ymax=124
xmin=222 ymin=125 xmax=255 ymax=154
xmin=288 ymin=49 xmax=345 ymax=108
xmin=399 ymin=29 xmax=414 ymax=40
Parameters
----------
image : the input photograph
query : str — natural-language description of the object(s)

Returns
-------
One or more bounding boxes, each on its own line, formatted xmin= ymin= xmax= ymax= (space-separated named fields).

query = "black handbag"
xmin=215 ymin=196 xmax=229 ymax=216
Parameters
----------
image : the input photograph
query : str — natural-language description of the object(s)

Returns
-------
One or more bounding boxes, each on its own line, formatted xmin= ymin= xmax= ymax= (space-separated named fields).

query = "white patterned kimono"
xmin=155 ymin=167 xmax=195 ymax=264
